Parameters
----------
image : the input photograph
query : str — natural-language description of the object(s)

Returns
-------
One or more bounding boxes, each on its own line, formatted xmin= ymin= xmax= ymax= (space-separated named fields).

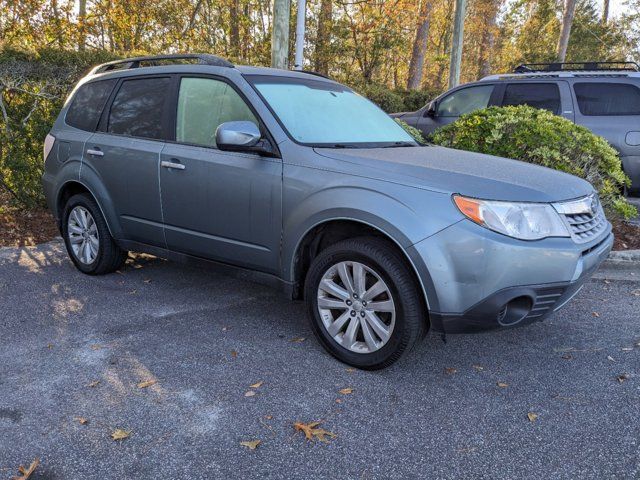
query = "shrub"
xmin=430 ymin=105 xmax=637 ymax=219
xmin=0 ymin=47 xmax=119 ymax=207
xmin=393 ymin=87 xmax=439 ymax=112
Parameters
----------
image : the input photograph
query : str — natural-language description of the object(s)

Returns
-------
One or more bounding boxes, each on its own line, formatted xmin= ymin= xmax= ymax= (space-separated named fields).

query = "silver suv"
xmin=393 ymin=61 xmax=640 ymax=195
xmin=43 ymin=54 xmax=613 ymax=369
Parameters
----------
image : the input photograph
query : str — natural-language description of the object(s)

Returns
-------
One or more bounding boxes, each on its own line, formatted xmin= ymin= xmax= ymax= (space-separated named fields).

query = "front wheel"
xmin=304 ymin=237 xmax=427 ymax=370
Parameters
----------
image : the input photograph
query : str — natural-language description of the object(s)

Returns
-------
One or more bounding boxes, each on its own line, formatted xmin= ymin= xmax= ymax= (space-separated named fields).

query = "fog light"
xmin=497 ymin=296 xmax=532 ymax=326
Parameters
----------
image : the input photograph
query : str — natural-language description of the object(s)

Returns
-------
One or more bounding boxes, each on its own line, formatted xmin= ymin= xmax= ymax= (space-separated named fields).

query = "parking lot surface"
xmin=1 ymin=240 xmax=639 ymax=479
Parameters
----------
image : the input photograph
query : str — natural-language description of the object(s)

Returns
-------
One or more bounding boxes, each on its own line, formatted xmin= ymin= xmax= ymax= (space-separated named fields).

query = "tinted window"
xmin=437 ymin=85 xmax=494 ymax=117
xmin=574 ymin=83 xmax=640 ymax=116
xmin=502 ymin=83 xmax=560 ymax=113
xmin=108 ymin=77 xmax=170 ymax=139
xmin=66 ymin=79 xmax=116 ymax=131
xmin=176 ymin=77 xmax=258 ymax=147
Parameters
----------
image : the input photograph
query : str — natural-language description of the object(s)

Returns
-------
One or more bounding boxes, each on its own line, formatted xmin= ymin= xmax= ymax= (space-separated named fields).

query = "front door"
xmin=159 ymin=76 xmax=282 ymax=274
xmin=83 ymin=76 xmax=172 ymax=245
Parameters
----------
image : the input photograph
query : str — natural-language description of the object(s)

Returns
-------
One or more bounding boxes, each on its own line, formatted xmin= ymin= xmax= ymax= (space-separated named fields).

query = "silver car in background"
xmin=42 ymin=54 xmax=613 ymax=369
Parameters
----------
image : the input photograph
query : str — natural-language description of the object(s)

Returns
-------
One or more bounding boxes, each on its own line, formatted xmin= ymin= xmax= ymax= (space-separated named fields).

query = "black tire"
xmin=61 ymin=193 xmax=128 ymax=275
xmin=304 ymin=237 xmax=428 ymax=370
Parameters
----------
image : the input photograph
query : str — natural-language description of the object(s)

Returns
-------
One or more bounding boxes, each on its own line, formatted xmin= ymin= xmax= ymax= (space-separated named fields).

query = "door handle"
xmin=161 ymin=160 xmax=186 ymax=170
xmin=87 ymin=148 xmax=104 ymax=157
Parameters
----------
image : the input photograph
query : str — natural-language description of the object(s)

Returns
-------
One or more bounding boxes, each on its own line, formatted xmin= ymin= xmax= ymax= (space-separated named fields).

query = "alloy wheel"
xmin=67 ymin=206 xmax=100 ymax=265
xmin=317 ymin=261 xmax=396 ymax=354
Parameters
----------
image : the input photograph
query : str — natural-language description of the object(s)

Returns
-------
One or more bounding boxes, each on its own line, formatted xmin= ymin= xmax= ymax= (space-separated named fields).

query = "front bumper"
xmin=407 ymin=219 xmax=613 ymax=334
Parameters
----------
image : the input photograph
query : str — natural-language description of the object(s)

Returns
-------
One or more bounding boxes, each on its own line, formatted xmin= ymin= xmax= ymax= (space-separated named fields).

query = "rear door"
xmin=83 ymin=76 xmax=172 ymax=246
xmin=496 ymin=81 xmax=574 ymax=121
xmin=159 ymin=75 xmax=282 ymax=273
xmin=415 ymin=83 xmax=498 ymax=136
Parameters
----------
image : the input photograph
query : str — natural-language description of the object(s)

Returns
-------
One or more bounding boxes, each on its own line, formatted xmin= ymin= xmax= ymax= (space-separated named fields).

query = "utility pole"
xmin=448 ymin=0 xmax=467 ymax=89
xmin=271 ymin=0 xmax=291 ymax=69
xmin=294 ymin=0 xmax=307 ymax=70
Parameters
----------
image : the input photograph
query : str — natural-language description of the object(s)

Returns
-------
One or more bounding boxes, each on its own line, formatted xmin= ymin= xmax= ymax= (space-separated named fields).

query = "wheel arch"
xmin=288 ymin=218 xmax=432 ymax=315
xmin=56 ymin=180 xmax=118 ymax=238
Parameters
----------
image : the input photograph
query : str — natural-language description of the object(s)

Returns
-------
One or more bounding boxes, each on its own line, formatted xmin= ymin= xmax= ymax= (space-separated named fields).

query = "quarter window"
xmin=437 ymin=85 xmax=494 ymax=117
xmin=66 ymin=79 xmax=116 ymax=131
xmin=108 ymin=77 xmax=170 ymax=139
xmin=574 ymin=83 xmax=640 ymax=116
xmin=502 ymin=83 xmax=560 ymax=113
xmin=176 ymin=77 xmax=257 ymax=147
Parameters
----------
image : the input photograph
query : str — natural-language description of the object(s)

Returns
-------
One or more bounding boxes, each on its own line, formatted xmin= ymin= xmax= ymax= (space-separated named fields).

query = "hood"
xmin=314 ymin=145 xmax=594 ymax=203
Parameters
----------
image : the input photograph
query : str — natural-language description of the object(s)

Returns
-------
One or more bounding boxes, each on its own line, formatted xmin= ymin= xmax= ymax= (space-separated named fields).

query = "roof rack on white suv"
xmin=514 ymin=61 xmax=639 ymax=73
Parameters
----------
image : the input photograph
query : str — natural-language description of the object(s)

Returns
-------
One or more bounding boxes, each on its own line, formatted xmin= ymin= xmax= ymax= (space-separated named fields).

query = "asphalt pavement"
xmin=1 ymin=240 xmax=639 ymax=479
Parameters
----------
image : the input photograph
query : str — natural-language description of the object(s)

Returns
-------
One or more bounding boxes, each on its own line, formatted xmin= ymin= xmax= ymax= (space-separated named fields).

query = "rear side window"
xmin=108 ymin=77 xmax=171 ymax=139
xmin=502 ymin=83 xmax=560 ymax=113
xmin=176 ymin=77 xmax=257 ymax=148
xmin=66 ymin=79 xmax=116 ymax=131
xmin=574 ymin=83 xmax=640 ymax=116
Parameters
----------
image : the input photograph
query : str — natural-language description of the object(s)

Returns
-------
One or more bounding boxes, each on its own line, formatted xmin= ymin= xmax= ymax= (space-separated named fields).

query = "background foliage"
xmin=430 ymin=106 xmax=637 ymax=219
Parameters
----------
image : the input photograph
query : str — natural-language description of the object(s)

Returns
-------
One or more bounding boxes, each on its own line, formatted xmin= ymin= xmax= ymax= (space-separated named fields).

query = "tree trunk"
xmin=314 ymin=0 xmax=332 ymax=75
xmin=406 ymin=0 xmax=432 ymax=90
xmin=78 ymin=0 xmax=87 ymax=51
xmin=602 ymin=0 xmax=610 ymax=23
xmin=557 ymin=0 xmax=576 ymax=62
xmin=448 ymin=0 xmax=467 ymax=89
xmin=230 ymin=0 xmax=240 ymax=58
xmin=478 ymin=0 xmax=498 ymax=79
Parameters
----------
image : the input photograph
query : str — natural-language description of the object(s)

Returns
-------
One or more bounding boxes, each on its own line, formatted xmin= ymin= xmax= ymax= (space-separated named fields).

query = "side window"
xmin=66 ymin=79 xmax=116 ymax=131
xmin=437 ymin=85 xmax=494 ymax=117
xmin=574 ymin=83 xmax=640 ymax=116
xmin=107 ymin=77 xmax=170 ymax=139
xmin=176 ymin=77 xmax=258 ymax=148
xmin=502 ymin=83 xmax=560 ymax=113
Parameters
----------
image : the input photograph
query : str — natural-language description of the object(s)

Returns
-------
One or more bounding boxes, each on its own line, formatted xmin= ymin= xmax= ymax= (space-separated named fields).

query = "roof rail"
xmin=90 ymin=53 xmax=234 ymax=74
xmin=514 ymin=61 xmax=639 ymax=73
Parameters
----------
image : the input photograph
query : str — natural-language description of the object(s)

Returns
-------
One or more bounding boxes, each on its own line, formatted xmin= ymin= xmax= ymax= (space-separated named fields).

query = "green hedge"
xmin=0 ymin=48 xmax=118 ymax=207
xmin=430 ymin=105 xmax=637 ymax=219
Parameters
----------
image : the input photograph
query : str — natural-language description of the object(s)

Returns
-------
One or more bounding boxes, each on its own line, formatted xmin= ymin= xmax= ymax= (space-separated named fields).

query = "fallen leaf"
xmin=346 ymin=368 xmax=356 ymax=373
xmin=137 ymin=379 xmax=157 ymax=389
xmin=607 ymin=356 xmax=615 ymax=362
xmin=111 ymin=429 xmax=131 ymax=441
xmin=561 ymin=354 xmax=573 ymax=360
xmin=604 ymin=279 xmax=611 ymax=284
xmin=444 ymin=367 xmax=457 ymax=375
xmin=592 ymin=312 xmax=600 ymax=317
xmin=264 ymin=415 xmax=273 ymax=420
xmin=240 ymin=440 xmax=261 ymax=450
xmin=128 ymin=289 xmax=137 ymax=295
xmin=75 ymin=417 xmax=88 ymax=425
xmin=231 ymin=350 xmax=238 ymax=358
xmin=90 ymin=344 xmax=102 ymax=350
xmin=621 ymin=347 xmax=633 ymax=351
xmin=339 ymin=387 xmax=353 ymax=395
xmin=47 ymin=343 xmax=53 ymax=349
xmin=87 ymin=380 xmax=100 ymax=388
xmin=497 ymin=382 xmax=508 ymax=388
xmin=290 ymin=337 xmax=306 ymax=343
xmin=616 ymin=373 xmax=629 ymax=383
xmin=294 ymin=421 xmax=336 ymax=442
xmin=631 ymin=289 xmax=640 ymax=296
xmin=472 ymin=365 xmax=484 ymax=371
xmin=12 ymin=458 xmax=39 ymax=480
xmin=527 ymin=412 xmax=538 ymax=422
xmin=244 ymin=390 xmax=256 ymax=397
xmin=250 ymin=381 xmax=264 ymax=389
xmin=335 ymin=398 xmax=342 ymax=404
xmin=143 ymin=279 xmax=152 ymax=284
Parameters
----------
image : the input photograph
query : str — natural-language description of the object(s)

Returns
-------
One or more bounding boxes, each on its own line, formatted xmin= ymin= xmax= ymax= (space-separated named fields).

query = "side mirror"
xmin=425 ymin=101 xmax=437 ymax=117
xmin=216 ymin=121 xmax=276 ymax=156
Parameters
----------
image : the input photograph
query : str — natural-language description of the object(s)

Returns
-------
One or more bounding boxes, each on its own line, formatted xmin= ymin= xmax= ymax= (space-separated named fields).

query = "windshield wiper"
xmin=380 ymin=141 xmax=418 ymax=148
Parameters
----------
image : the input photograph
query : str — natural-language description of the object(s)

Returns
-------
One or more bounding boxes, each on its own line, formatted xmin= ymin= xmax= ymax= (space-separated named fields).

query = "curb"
xmin=603 ymin=249 xmax=640 ymax=269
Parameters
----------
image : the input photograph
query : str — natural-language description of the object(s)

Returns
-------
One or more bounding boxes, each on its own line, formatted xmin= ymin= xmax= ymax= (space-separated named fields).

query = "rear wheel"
xmin=304 ymin=237 xmax=427 ymax=370
xmin=62 ymin=193 xmax=127 ymax=275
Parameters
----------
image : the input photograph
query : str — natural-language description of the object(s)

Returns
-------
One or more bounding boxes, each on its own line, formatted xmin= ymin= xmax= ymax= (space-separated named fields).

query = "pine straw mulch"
xmin=0 ymin=188 xmax=639 ymax=250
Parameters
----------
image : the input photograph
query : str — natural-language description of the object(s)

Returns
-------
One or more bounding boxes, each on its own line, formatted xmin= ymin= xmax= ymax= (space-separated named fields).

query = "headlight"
xmin=453 ymin=195 xmax=570 ymax=240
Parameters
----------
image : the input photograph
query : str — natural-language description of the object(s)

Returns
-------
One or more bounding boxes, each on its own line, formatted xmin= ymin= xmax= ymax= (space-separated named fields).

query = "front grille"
xmin=554 ymin=194 xmax=607 ymax=244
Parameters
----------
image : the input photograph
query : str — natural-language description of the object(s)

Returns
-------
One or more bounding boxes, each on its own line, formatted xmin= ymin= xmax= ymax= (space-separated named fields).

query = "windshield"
xmin=248 ymin=76 xmax=417 ymax=148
